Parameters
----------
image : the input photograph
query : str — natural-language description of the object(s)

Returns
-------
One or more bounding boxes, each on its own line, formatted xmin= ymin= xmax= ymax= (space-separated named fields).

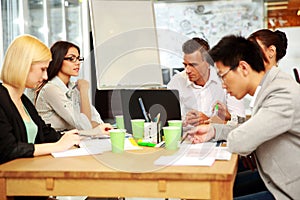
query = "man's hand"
xmin=212 ymin=101 xmax=231 ymax=121
xmin=207 ymin=115 xmax=226 ymax=124
xmin=184 ymin=110 xmax=209 ymax=126
xmin=187 ymin=124 xmax=215 ymax=143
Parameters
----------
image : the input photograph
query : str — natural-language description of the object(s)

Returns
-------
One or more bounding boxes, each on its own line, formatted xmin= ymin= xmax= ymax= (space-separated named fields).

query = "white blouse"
xmin=35 ymin=76 xmax=103 ymax=131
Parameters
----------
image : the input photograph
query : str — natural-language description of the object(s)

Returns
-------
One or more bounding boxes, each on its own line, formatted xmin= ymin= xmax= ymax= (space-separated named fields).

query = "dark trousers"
xmin=233 ymin=170 xmax=275 ymax=200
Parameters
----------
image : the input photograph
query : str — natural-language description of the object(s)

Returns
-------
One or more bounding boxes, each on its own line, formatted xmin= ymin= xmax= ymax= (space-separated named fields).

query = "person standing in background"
xmin=167 ymin=37 xmax=245 ymax=126
xmin=35 ymin=41 xmax=112 ymax=135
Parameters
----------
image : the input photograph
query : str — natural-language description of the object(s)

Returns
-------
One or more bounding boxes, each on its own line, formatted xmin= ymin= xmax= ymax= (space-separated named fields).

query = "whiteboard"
xmin=154 ymin=0 xmax=264 ymax=69
xmin=89 ymin=0 xmax=163 ymax=89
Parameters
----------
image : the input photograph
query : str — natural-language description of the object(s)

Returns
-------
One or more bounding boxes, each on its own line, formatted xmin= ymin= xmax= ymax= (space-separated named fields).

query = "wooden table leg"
xmin=0 ymin=178 xmax=8 ymax=200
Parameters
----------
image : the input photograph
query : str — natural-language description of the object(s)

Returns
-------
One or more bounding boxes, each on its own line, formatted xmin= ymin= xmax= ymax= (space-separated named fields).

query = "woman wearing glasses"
xmin=35 ymin=41 xmax=112 ymax=135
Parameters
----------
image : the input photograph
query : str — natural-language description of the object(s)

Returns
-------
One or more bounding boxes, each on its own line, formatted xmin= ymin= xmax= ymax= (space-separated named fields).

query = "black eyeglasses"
xmin=63 ymin=56 xmax=84 ymax=63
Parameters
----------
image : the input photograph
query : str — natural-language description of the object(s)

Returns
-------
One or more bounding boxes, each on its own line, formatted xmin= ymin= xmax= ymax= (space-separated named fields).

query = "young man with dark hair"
xmin=189 ymin=35 xmax=300 ymax=200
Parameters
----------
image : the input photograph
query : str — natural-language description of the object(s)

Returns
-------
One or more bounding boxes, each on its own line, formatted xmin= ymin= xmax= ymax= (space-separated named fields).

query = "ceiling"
xmin=265 ymin=0 xmax=300 ymax=28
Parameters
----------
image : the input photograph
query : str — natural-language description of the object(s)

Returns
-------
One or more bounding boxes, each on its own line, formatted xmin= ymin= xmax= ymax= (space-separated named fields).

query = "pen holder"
xmin=144 ymin=122 xmax=158 ymax=143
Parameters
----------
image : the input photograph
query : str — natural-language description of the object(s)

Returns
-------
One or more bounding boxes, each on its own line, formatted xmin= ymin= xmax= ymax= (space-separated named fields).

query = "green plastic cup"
xmin=163 ymin=126 xmax=181 ymax=150
xmin=109 ymin=129 xmax=126 ymax=153
xmin=168 ymin=120 xmax=183 ymax=136
xmin=131 ymin=119 xmax=145 ymax=139
xmin=115 ymin=115 xmax=125 ymax=129
xmin=168 ymin=120 xmax=182 ymax=128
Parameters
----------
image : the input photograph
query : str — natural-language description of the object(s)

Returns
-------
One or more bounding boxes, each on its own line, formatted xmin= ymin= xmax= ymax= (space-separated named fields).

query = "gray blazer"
xmin=214 ymin=67 xmax=300 ymax=199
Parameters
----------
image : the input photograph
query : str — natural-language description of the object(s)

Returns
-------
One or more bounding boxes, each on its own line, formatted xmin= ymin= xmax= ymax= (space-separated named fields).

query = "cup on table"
xmin=168 ymin=119 xmax=182 ymax=129
xmin=131 ymin=119 xmax=145 ymax=139
xmin=109 ymin=129 xmax=126 ymax=153
xmin=115 ymin=115 xmax=125 ymax=129
xmin=163 ymin=126 xmax=181 ymax=150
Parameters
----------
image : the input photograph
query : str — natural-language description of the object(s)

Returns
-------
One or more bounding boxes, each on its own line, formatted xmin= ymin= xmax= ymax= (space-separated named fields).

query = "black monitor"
xmin=95 ymin=89 xmax=123 ymax=124
xmin=120 ymin=89 xmax=181 ymax=135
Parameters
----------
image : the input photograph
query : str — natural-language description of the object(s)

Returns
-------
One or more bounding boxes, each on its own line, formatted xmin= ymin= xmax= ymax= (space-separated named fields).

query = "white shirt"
xmin=35 ymin=76 xmax=103 ymax=131
xmin=167 ymin=66 xmax=245 ymax=118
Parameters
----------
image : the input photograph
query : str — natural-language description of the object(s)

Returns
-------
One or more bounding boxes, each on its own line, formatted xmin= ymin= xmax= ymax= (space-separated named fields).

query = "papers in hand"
xmin=154 ymin=143 xmax=232 ymax=166
xmin=51 ymin=138 xmax=142 ymax=158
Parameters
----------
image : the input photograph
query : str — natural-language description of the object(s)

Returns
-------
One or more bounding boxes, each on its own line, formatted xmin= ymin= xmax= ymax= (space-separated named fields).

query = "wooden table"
xmin=0 ymin=147 xmax=238 ymax=200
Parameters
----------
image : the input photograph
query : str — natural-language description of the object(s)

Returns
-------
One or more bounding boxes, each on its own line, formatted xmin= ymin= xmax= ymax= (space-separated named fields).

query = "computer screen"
xmin=95 ymin=89 xmax=123 ymax=124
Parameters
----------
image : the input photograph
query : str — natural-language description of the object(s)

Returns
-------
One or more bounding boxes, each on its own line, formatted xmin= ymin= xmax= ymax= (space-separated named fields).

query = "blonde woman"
xmin=0 ymin=35 xmax=80 ymax=165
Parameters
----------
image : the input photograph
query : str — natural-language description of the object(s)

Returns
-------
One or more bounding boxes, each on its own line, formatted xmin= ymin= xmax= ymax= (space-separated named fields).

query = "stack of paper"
xmin=51 ymin=138 xmax=142 ymax=158
xmin=154 ymin=143 xmax=231 ymax=166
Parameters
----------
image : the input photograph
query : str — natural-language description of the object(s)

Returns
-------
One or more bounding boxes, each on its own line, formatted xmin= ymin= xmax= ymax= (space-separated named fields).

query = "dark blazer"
xmin=0 ymin=84 xmax=61 ymax=164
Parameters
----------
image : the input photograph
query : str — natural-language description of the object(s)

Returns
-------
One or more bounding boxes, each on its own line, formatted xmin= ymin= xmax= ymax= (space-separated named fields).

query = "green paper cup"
xmin=109 ymin=129 xmax=126 ymax=153
xmin=115 ymin=115 xmax=125 ymax=129
xmin=163 ymin=126 xmax=181 ymax=150
xmin=168 ymin=120 xmax=182 ymax=128
xmin=168 ymin=120 xmax=183 ymax=136
xmin=131 ymin=119 xmax=145 ymax=139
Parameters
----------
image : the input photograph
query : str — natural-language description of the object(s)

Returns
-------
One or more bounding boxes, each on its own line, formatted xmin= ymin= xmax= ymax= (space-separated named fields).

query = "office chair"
xmin=293 ymin=68 xmax=300 ymax=84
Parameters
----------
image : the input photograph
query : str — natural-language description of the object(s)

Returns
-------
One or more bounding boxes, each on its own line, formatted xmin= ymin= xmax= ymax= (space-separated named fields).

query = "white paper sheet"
xmin=154 ymin=142 xmax=231 ymax=166
xmin=51 ymin=148 xmax=94 ymax=158
xmin=212 ymin=146 xmax=232 ymax=160
xmin=51 ymin=138 xmax=142 ymax=158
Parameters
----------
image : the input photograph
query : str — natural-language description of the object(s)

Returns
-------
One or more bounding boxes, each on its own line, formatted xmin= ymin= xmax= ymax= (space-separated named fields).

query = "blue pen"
xmin=138 ymin=97 xmax=150 ymax=122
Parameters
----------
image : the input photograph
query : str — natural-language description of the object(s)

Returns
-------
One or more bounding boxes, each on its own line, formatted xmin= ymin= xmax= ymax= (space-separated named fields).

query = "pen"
xmin=79 ymin=134 xmax=110 ymax=139
xmin=105 ymin=127 xmax=112 ymax=132
xmin=213 ymin=104 xmax=219 ymax=116
xmin=137 ymin=140 xmax=156 ymax=147
xmin=216 ymin=140 xmax=227 ymax=147
xmin=180 ymin=132 xmax=190 ymax=144
xmin=154 ymin=113 xmax=160 ymax=122
xmin=138 ymin=97 xmax=150 ymax=122
xmin=154 ymin=113 xmax=161 ymax=143
xmin=147 ymin=113 xmax=152 ymax=122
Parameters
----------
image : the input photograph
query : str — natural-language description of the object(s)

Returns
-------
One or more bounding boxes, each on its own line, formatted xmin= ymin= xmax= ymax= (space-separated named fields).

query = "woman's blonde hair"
xmin=0 ymin=34 xmax=51 ymax=88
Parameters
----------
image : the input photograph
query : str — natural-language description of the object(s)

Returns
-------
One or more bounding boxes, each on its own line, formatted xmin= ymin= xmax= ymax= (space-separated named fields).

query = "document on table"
xmin=51 ymin=138 xmax=142 ymax=158
xmin=154 ymin=142 xmax=232 ymax=166
xmin=212 ymin=146 xmax=232 ymax=160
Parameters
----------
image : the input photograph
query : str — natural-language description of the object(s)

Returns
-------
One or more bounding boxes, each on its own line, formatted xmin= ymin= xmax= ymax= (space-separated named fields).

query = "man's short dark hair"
xmin=209 ymin=35 xmax=265 ymax=73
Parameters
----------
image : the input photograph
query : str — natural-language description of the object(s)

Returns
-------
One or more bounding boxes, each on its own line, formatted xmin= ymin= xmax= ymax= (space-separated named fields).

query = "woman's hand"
xmin=56 ymin=129 xmax=80 ymax=151
xmin=76 ymin=79 xmax=89 ymax=92
xmin=98 ymin=123 xmax=114 ymax=135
